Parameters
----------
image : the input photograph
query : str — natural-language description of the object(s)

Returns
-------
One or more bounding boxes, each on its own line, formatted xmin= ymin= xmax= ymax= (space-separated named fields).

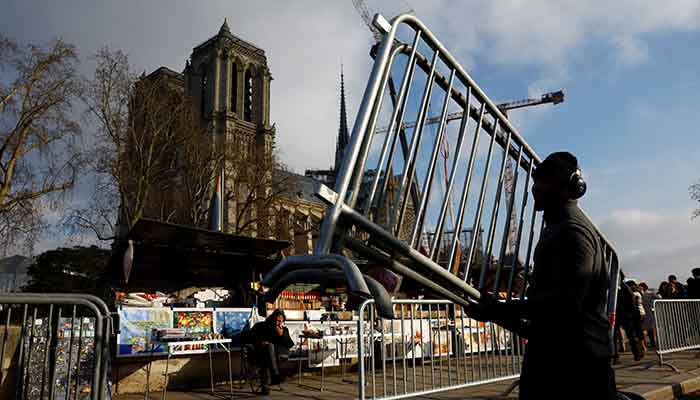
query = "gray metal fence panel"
xmin=653 ymin=299 xmax=700 ymax=371
xmin=357 ymin=299 xmax=520 ymax=400
xmin=0 ymin=294 xmax=113 ymax=400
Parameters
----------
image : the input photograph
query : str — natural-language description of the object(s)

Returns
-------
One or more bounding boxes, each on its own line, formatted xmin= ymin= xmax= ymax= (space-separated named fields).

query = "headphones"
xmin=568 ymin=168 xmax=587 ymax=200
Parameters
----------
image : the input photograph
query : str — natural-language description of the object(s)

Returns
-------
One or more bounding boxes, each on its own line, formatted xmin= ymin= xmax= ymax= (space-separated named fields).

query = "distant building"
xmin=0 ymin=255 xmax=32 ymax=292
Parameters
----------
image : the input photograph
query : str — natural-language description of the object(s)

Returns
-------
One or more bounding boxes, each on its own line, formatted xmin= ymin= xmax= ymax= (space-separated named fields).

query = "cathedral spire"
xmin=335 ymin=65 xmax=350 ymax=172
xmin=219 ymin=18 xmax=231 ymax=36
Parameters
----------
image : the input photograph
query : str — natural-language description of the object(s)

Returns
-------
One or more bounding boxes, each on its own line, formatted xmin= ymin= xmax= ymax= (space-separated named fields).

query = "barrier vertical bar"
xmin=16 ymin=304 xmax=28 ymax=400
xmin=437 ymin=304 xmax=443 ymax=387
xmin=371 ymin=304 xmax=376 ymax=399
xmin=400 ymin=304 xmax=407 ymax=394
xmin=446 ymin=304 xmax=453 ymax=386
xmin=429 ymin=88 xmax=473 ymax=260
xmin=448 ymin=102 xmax=486 ymax=277
xmin=23 ymin=307 xmax=39 ymax=400
xmin=428 ymin=304 xmax=435 ymax=389
xmin=381 ymin=308 xmax=387 ymax=397
xmin=478 ymin=129 xmax=512 ymax=290
xmin=393 ymin=50 xmax=440 ymax=236
xmin=368 ymin=33 xmax=421 ymax=215
xmin=73 ymin=311 xmax=84 ymax=400
xmin=454 ymin=305 xmax=462 ymax=384
xmin=410 ymin=304 xmax=417 ymax=392
xmin=464 ymin=116 xmax=500 ymax=284
xmin=419 ymin=303 xmax=426 ymax=390
xmin=40 ymin=304 xmax=54 ymax=400
xmin=358 ymin=300 xmax=366 ymax=400
xmin=391 ymin=317 xmax=397 ymax=396
xmin=409 ymin=70 xmax=456 ymax=247
xmin=0 ymin=306 xmax=11 ymax=384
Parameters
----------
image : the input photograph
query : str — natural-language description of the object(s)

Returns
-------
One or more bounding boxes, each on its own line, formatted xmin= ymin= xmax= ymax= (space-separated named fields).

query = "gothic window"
xmin=230 ymin=62 xmax=237 ymax=113
xmin=244 ymin=68 xmax=253 ymax=122
xmin=201 ymin=68 xmax=208 ymax=117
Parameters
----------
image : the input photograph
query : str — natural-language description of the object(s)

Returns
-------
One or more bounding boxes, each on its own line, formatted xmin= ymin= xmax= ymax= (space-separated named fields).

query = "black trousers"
xmin=254 ymin=343 xmax=286 ymax=385
xmin=519 ymin=345 xmax=617 ymax=400
xmin=615 ymin=319 xmax=642 ymax=359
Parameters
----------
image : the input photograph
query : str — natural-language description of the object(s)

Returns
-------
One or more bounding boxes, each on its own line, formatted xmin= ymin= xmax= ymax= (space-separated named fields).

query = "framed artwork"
xmin=117 ymin=307 xmax=172 ymax=356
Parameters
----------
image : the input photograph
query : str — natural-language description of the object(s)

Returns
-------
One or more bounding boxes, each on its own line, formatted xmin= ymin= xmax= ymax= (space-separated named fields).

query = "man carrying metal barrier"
xmin=467 ymin=152 xmax=617 ymax=399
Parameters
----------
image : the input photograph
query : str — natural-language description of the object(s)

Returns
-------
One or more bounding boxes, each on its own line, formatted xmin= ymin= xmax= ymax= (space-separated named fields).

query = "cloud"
xmin=612 ymin=35 xmax=649 ymax=65
xmin=419 ymin=0 xmax=700 ymax=67
xmin=597 ymin=208 xmax=700 ymax=284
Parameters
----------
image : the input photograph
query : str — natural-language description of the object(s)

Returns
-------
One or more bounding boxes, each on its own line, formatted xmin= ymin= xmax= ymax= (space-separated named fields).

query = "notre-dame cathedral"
xmin=141 ymin=20 xmax=327 ymax=255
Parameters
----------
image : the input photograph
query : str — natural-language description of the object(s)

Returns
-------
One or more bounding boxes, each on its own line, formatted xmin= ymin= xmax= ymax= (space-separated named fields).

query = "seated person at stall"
xmin=249 ymin=309 xmax=294 ymax=394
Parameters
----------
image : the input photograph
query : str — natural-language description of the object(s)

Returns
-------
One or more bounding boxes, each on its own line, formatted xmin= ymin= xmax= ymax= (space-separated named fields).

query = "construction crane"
xmin=375 ymin=90 xmax=565 ymax=134
xmin=352 ymin=0 xmax=383 ymax=43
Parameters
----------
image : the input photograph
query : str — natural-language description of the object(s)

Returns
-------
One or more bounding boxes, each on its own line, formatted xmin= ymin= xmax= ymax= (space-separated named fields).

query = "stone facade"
xmin=132 ymin=20 xmax=325 ymax=254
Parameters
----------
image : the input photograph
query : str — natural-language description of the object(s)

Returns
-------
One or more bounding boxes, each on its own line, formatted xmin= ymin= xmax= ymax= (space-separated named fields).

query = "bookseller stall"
xmin=106 ymin=219 xmax=291 ymax=395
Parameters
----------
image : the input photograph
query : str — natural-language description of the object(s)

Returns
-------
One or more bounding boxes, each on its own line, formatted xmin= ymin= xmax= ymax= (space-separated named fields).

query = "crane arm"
xmin=375 ymin=90 xmax=565 ymax=134
xmin=496 ymin=90 xmax=564 ymax=112
xmin=352 ymin=0 xmax=383 ymax=43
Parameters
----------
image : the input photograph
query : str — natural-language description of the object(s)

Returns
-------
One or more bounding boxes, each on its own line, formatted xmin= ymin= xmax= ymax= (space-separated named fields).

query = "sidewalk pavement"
xmin=115 ymin=350 xmax=700 ymax=400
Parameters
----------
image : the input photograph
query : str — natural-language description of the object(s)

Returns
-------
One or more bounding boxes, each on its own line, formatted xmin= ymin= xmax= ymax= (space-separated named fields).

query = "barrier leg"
xmin=502 ymin=378 xmax=520 ymax=396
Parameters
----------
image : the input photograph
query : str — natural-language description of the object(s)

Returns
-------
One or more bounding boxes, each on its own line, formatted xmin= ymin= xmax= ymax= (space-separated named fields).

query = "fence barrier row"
xmin=357 ymin=299 xmax=519 ymax=400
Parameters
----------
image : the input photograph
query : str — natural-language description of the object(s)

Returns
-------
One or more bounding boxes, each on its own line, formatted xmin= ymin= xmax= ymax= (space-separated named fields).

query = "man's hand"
xmin=275 ymin=325 xmax=284 ymax=337
xmin=464 ymin=292 xmax=499 ymax=322
xmin=274 ymin=319 xmax=285 ymax=337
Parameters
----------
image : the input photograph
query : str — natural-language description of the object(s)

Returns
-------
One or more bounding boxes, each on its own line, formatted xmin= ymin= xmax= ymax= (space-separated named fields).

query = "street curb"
xmin=623 ymin=368 xmax=700 ymax=400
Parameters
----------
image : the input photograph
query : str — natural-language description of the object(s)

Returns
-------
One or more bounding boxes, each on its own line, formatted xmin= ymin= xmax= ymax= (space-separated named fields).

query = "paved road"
xmin=115 ymin=350 xmax=700 ymax=399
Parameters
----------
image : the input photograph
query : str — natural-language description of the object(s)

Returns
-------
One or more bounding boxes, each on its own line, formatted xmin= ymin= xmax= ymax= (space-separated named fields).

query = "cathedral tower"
xmin=183 ymin=19 xmax=276 ymax=235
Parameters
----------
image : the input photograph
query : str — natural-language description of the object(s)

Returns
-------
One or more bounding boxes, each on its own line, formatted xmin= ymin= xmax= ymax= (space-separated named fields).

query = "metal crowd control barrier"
xmin=262 ymin=10 xmax=623 ymax=395
xmin=265 ymin=10 xmax=621 ymax=329
xmin=357 ymin=299 xmax=519 ymax=400
xmin=653 ymin=299 xmax=700 ymax=372
xmin=0 ymin=293 xmax=113 ymax=400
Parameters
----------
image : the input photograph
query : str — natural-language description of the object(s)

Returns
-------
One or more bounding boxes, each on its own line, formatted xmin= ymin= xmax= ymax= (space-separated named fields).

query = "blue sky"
xmin=2 ymin=1 xmax=700 ymax=286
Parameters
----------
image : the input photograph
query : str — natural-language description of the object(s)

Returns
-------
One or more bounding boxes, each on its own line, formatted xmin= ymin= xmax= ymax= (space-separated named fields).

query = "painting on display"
xmin=173 ymin=310 xmax=213 ymax=334
xmin=308 ymin=337 xmax=338 ymax=367
xmin=284 ymin=321 xmax=307 ymax=360
xmin=117 ymin=307 xmax=172 ymax=356
xmin=213 ymin=308 xmax=251 ymax=336
xmin=457 ymin=322 xmax=511 ymax=354
xmin=430 ymin=319 xmax=453 ymax=357
xmin=379 ymin=319 xmax=429 ymax=360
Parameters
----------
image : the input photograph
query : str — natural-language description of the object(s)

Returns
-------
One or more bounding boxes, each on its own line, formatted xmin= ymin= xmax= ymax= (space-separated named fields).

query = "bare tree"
xmin=225 ymin=143 xmax=297 ymax=236
xmin=0 ymin=35 xmax=82 ymax=254
xmin=70 ymin=48 xmax=199 ymax=240
xmin=72 ymin=47 xmax=299 ymax=241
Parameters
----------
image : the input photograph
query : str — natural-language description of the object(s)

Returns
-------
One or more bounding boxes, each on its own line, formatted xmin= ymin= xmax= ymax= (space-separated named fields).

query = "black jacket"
xmin=491 ymin=200 xmax=612 ymax=359
xmin=249 ymin=320 xmax=295 ymax=350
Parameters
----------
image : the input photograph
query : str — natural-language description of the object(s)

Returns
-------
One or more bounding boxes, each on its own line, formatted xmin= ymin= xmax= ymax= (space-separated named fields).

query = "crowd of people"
xmin=614 ymin=267 xmax=700 ymax=362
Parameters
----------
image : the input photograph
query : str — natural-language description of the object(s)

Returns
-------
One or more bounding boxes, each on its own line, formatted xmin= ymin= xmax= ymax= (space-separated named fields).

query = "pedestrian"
xmin=614 ymin=280 xmax=643 ymax=362
xmin=248 ymin=309 xmax=294 ymax=395
xmin=638 ymin=282 xmax=656 ymax=347
xmin=627 ymin=280 xmax=647 ymax=356
xmin=467 ymin=152 xmax=617 ymax=399
xmin=668 ymin=275 xmax=686 ymax=298
xmin=687 ymin=268 xmax=700 ymax=299
xmin=658 ymin=281 xmax=671 ymax=299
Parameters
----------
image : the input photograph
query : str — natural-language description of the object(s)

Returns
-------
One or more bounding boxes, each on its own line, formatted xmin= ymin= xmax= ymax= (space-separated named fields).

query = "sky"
xmin=2 ymin=0 xmax=700 ymax=286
